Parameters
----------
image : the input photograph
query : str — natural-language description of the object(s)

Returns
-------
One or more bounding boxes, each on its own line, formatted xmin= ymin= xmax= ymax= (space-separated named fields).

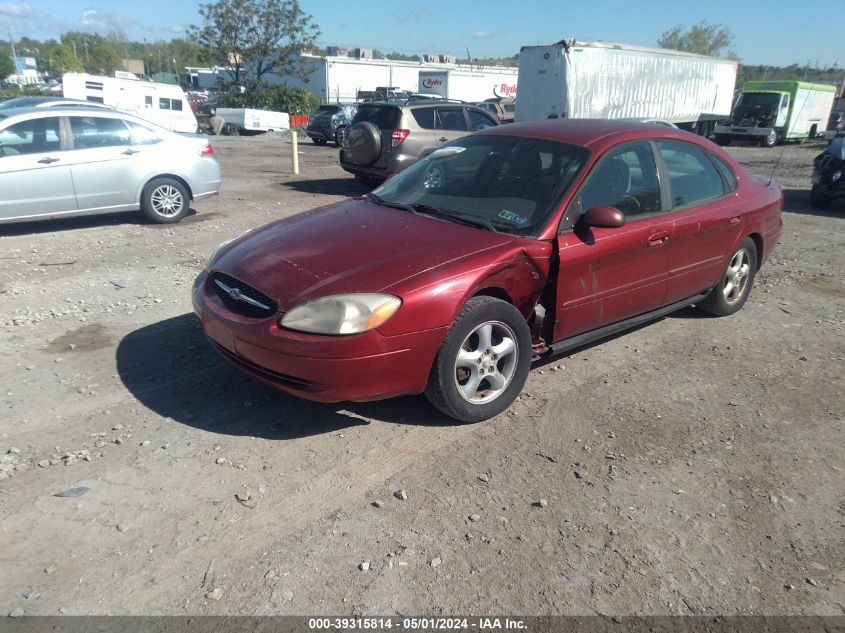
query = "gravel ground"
xmin=0 ymin=134 xmax=842 ymax=617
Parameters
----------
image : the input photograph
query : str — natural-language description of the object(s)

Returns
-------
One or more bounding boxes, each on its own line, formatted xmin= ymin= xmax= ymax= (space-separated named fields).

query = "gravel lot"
xmin=0 ymin=134 xmax=842 ymax=617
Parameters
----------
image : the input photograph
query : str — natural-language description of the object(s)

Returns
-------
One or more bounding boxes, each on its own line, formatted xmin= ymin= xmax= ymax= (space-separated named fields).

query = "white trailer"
xmin=62 ymin=73 xmax=198 ymax=133
xmin=515 ymin=40 xmax=737 ymax=133
xmin=417 ymin=69 xmax=519 ymax=102
xmin=271 ymin=54 xmax=519 ymax=104
xmin=215 ymin=108 xmax=290 ymax=133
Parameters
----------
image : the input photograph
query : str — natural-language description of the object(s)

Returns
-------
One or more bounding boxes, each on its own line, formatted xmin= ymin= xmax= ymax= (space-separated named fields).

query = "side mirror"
xmin=582 ymin=205 xmax=625 ymax=228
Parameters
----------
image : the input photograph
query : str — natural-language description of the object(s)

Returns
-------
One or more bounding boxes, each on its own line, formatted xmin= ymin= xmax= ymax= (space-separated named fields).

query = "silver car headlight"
xmin=280 ymin=293 xmax=401 ymax=335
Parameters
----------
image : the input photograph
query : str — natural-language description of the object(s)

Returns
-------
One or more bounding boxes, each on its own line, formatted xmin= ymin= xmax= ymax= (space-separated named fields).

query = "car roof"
xmin=477 ymin=118 xmax=699 ymax=150
xmin=0 ymin=106 xmax=173 ymax=132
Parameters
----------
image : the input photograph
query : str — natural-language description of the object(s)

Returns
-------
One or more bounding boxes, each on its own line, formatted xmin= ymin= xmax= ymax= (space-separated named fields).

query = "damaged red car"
xmin=193 ymin=120 xmax=783 ymax=422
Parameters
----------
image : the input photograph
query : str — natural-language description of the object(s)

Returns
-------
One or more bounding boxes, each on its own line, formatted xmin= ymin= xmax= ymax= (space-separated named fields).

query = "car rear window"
xmin=352 ymin=105 xmax=400 ymax=130
xmin=317 ymin=105 xmax=341 ymax=114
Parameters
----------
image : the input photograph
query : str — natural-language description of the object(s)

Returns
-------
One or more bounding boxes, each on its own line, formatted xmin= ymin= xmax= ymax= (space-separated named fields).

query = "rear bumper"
xmin=306 ymin=126 xmax=335 ymax=141
xmin=192 ymin=271 xmax=447 ymax=403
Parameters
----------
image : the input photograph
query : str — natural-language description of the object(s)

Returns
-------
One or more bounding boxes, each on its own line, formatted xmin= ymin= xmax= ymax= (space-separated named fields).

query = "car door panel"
xmin=552 ymin=141 xmax=669 ymax=341
xmin=0 ymin=115 xmax=76 ymax=219
xmin=65 ymin=116 xmax=139 ymax=211
xmin=655 ymin=141 xmax=743 ymax=304
xmin=554 ymin=219 xmax=669 ymax=341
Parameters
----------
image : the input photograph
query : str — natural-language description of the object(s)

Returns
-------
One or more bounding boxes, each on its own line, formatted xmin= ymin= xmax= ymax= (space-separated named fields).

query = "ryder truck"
xmin=418 ymin=69 xmax=518 ymax=103
xmin=714 ymin=81 xmax=836 ymax=147
xmin=515 ymin=39 xmax=737 ymax=135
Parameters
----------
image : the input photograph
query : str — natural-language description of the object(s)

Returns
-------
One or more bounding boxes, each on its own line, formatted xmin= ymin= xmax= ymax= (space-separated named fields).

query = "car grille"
xmin=210 ymin=272 xmax=278 ymax=319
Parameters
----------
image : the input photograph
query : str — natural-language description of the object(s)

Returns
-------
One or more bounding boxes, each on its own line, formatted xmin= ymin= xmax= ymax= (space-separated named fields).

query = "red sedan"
xmin=193 ymin=120 xmax=783 ymax=422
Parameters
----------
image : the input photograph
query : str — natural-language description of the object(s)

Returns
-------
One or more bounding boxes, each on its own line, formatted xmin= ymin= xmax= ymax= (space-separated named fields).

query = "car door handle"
xmin=728 ymin=216 xmax=741 ymax=225
xmin=647 ymin=231 xmax=670 ymax=247
xmin=438 ymin=137 xmax=447 ymax=142
xmin=122 ymin=149 xmax=140 ymax=155
xmin=38 ymin=157 xmax=60 ymax=164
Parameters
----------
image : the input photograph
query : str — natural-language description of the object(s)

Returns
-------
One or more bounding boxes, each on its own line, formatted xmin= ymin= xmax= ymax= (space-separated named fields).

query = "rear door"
xmin=0 ymin=115 xmax=76 ymax=219
xmin=553 ymin=141 xmax=671 ymax=340
xmin=655 ymin=140 xmax=743 ymax=304
xmin=434 ymin=106 xmax=469 ymax=146
xmin=65 ymin=115 xmax=139 ymax=211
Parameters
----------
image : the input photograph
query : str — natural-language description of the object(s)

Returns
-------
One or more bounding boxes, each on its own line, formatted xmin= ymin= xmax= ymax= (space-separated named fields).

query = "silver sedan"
xmin=0 ymin=106 xmax=222 ymax=224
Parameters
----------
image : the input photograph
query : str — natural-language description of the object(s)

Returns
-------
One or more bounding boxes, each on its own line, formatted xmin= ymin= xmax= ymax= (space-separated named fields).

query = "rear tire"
xmin=714 ymin=134 xmax=731 ymax=146
xmin=141 ymin=178 xmax=190 ymax=224
xmin=424 ymin=296 xmax=532 ymax=423
xmin=697 ymin=238 xmax=757 ymax=316
xmin=334 ymin=126 xmax=345 ymax=147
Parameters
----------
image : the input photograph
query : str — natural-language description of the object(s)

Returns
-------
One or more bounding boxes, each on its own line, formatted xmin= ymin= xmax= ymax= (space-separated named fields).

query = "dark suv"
xmin=306 ymin=103 xmax=358 ymax=146
xmin=339 ymin=101 xmax=498 ymax=186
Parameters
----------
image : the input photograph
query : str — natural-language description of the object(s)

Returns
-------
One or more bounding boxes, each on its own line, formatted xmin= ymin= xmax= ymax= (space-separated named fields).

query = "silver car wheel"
xmin=454 ymin=321 xmax=518 ymax=404
xmin=150 ymin=185 xmax=184 ymax=217
xmin=722 ymin=248 xmax=752 ymax=304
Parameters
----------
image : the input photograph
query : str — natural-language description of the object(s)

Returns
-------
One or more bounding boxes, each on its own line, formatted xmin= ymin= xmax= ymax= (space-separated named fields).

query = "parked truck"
xmin=418 ymin=69 xmax=518 ymax=103
xmin=714 ymin=81 xmax=836 ymax=147
xmin=514 ymin=39 xmax=737 ymax=135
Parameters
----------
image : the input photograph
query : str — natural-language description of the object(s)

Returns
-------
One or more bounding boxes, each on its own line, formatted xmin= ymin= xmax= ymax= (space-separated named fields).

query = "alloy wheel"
xmin=453 ymin=321 xmax=518 ymax=404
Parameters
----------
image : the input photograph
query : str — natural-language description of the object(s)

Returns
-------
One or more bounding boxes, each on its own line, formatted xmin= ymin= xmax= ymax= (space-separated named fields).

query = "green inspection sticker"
xmin=498 ymin=209 xmax=528 ymax=224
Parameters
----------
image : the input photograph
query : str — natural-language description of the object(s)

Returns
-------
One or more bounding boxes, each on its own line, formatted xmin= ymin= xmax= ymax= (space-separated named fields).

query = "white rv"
xmin=515 ymin=40 xmax=737 ymax=134
xmin=62 ymin=73 xmax=198 ymax=133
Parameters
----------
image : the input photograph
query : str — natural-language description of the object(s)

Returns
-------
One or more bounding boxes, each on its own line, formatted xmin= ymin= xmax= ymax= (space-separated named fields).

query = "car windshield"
xmin=736 ymin=92 xmax=781 ymax=109
xmin=370 ymin=135 xmax=589 ymax=237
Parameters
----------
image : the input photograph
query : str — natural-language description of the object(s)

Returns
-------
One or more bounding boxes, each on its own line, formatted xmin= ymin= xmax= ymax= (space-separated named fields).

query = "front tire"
xmin=714 ymin=134 xmax=731 ymax=146
xmin=760 ymin=129 xmax=779 ymax=148
xmin=425 ymin=296 xmax=532 ymax=423
xmin=141 ymin=178 xmax=189 ymax=224
xmin=697 ymin=237 xmax=757 ymax=316
xmin=312 ymin=138 xmax=328 ymax=146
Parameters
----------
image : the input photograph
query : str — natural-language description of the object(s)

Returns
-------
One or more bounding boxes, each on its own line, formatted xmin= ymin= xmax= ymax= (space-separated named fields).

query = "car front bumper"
xmin=192 ymin=271 xmax=447 ymax=403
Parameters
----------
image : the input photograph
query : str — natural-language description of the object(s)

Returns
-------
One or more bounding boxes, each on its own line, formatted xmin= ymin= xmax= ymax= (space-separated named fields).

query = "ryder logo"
xmin=423 ymin=78 xmax=444 ymax=88
xmin=494 ymin=83 xmax=517 ymax=97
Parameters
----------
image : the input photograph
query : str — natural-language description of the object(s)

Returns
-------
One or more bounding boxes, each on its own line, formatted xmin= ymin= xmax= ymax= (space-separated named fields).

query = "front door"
xmin=553 ymin=141 xmax=670 ymax=341
xmin=0 ymin=115 xmax=76 ymax=220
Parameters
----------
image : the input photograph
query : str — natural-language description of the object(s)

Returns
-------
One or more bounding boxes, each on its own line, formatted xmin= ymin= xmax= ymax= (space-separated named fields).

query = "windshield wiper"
xmin=411 ymin=204 xmax=498 ymax=232
xmin=365 ymin=193 xmax=419 ymax=215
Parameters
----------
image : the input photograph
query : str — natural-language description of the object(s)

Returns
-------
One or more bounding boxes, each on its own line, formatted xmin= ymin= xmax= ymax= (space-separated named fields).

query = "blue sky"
xmin=0 ymin=0 xmax=842 ymax=68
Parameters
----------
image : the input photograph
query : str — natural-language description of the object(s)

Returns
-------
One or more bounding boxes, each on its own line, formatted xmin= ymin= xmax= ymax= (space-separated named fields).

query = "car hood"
xmin=210 ymin=199 xmax=517 ymax=309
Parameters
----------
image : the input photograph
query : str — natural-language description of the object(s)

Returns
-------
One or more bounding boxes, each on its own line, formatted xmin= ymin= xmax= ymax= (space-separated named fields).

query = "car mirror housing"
xmin=582 ymin=205 xmax=625 ymax=228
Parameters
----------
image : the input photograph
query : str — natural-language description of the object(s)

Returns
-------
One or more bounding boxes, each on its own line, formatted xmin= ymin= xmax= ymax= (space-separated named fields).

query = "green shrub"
xmin=217 ymin=82 xmax=321 ymax=116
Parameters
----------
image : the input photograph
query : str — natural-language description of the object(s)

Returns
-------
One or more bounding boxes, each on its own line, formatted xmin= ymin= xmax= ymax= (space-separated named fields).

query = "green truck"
xmin=714 ymin=80 xmax=836 ymax=147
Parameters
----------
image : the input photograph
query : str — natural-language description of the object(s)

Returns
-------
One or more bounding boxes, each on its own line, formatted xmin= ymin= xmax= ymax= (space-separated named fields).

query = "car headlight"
xmin=280 ymin=293 xmax=401 ymax=335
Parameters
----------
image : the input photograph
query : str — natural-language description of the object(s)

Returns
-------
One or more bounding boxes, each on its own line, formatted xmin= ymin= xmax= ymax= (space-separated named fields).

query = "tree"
xmin=658 ymin=22 xmax=738 ymax=60
xmin=0 ymin=54 xmax=15 ymax=80
xmin=43 ymin=43 xmax=84 ymax=76
xmin=190 ymin=0 xmax=320 ymax=91
xmin=88 ymin=43 xmax=123 ymax=75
